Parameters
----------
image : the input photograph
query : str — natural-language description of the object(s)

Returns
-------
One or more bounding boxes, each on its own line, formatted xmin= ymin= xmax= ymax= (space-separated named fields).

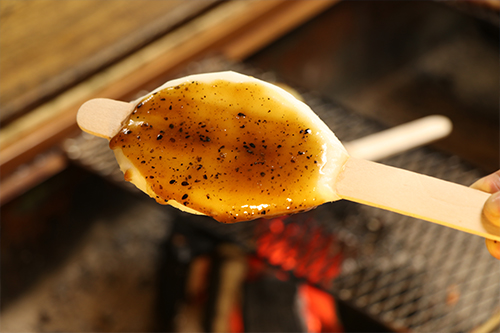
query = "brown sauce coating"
xmin=109 ymin=80 xmax=329 ymax=223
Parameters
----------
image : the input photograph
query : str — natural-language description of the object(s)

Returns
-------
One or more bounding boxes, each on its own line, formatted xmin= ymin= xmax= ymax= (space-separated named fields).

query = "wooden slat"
xmin=0 ymin=152 xmax=67 ymax=204
xmin=0 ymin=0 xmax=218 ymax=122
xmin=223 ymin=0 xmax=339 ymax=60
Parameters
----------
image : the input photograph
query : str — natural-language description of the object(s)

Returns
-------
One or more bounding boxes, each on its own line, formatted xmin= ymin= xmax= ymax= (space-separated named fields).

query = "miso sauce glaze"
xmin=110 ymin=80 xmax=338 ymax=223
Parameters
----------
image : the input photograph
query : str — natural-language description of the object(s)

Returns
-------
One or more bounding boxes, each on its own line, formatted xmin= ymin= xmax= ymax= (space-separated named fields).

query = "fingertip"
xmin=484 ymin=191 xmax=500 ymax=227
xmin=472 ymin=171 xmax=500 ymax=193
xmin=485 ymin=239 xmax=500 ymax=260
xmin=471 ymin=178 xmax=486 ymax=191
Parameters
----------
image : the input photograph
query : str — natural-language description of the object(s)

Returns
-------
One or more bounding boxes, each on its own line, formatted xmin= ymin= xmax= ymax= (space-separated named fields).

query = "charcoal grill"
xmin=64 ymin=58 xmax=500 ymax=332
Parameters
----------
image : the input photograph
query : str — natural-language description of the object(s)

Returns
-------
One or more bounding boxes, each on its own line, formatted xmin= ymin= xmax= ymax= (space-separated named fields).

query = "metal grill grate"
xmin=65 ymin=58 xmax=500 ymax=332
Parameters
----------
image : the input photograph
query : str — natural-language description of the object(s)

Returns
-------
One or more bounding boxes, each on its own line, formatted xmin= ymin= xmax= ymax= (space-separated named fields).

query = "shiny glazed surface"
xmin=110 ymin=76 xmax=346 ymax=222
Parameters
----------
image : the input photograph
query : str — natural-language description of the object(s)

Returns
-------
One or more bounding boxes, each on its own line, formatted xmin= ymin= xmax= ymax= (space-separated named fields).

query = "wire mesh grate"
xmin=64 ymin=58 xmax=500 ymax=332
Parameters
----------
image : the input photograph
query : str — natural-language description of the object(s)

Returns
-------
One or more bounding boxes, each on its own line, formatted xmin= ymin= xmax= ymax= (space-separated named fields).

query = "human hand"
xmin=471 ymin=170 xmax=500 ymax=259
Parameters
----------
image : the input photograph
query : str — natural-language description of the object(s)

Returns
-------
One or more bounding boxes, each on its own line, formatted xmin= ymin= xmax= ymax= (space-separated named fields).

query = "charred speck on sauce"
xmin=109 ymin=79 xmax=328 ymax=223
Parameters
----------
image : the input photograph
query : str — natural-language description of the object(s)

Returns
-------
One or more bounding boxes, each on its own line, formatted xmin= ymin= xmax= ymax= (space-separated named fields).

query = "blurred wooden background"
xmin=0 ymin=0 xmax=216 ymax=123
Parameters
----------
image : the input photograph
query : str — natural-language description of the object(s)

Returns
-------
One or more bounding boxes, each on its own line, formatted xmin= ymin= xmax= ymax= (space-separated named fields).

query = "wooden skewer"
xmin=77 ymin=97 xmax=499 ymax=241
xmin=343 ymin=115 xmax=452 ymax=160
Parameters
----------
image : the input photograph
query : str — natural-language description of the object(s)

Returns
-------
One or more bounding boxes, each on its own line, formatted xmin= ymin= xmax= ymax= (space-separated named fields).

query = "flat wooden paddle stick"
xmin=77 ymin=98 xmax=134 ymax=139
xmin=77 ymin=98 xmax=499 ymax=241
xmin=336 ymin=157 xmax=497 ymax=240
